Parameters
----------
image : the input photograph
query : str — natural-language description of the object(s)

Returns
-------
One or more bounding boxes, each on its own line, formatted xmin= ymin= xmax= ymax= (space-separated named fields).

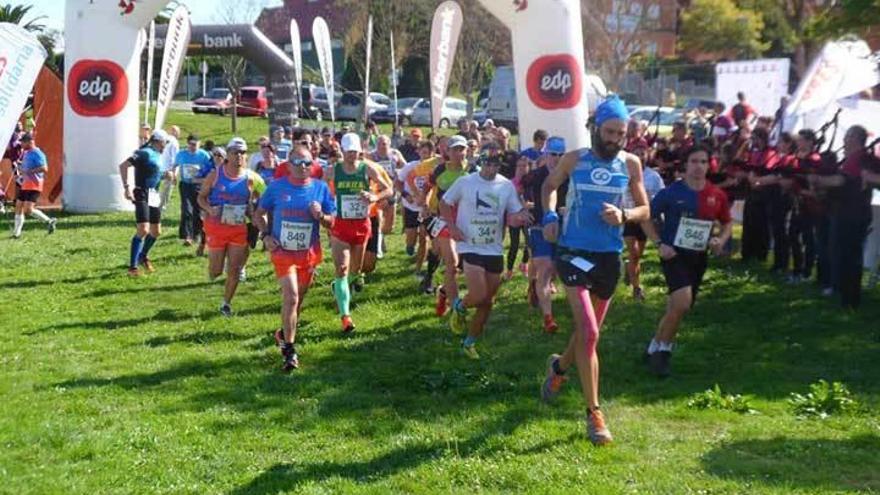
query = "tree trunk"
xmin=232 ymin=97 xmax=238 ymax=134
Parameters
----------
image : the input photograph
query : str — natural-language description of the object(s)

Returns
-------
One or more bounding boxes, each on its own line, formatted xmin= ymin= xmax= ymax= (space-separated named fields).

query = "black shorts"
xmin=554 ymin=247 xmax=621 ymax=300
xmin=661 ymin=249 xmax=708 ymax=301
xmin=461 ymin=253 xmax=504 ymax=274
xmin=133 ymin=188 xmax=161 ymax=224
xmin=247 ymin=223 xmax=259 ymax=249
xmin=403 ymin=208 xmax=423 ymax=229
xmin=623 ymin=222 xmax=646 ymax=241
xmin=366 ymin=215 xmax=381 ymax=253
xmin=16 ymin=188 xmax=40 ymax=203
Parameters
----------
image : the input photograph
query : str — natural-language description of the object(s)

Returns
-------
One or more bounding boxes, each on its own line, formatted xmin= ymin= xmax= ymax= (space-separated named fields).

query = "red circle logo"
xmin=67 ymin=60 xmax=129 ymax=117
xmin=526 ymin=54 xmax=583 ymax=110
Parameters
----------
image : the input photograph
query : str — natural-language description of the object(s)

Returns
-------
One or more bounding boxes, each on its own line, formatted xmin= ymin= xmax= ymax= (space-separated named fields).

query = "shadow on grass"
xmin=701 ymin=435 xmax=880 ymax=492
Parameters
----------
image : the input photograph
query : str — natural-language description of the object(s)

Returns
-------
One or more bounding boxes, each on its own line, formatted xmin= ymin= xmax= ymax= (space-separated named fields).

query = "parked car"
xmin=371 ymin=97 xmax=425 ymax=125
xmin=628 ymin=106 xmax=679 ymax=137
xmin=336 ymin=91 xmax=392 ymax=121
xmin=410 ymin=97 xmax=468 ymax=128
xmin=192 ymin=88 xmax=232 ymax=115
xmin=237 ymin=86 xmax=268 ymax=117
xmin=683 ymin=98 xmax=718 ymax=112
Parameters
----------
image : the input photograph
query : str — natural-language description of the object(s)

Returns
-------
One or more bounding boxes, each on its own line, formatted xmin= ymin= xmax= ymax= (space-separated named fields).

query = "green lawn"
xmin=1 ymin=112 xmax=879 ymax=494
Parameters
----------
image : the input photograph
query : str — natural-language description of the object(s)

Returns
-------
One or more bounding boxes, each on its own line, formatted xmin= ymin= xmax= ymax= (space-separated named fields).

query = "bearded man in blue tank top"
xmin=538 ymin=95 xmax=651 ymax=446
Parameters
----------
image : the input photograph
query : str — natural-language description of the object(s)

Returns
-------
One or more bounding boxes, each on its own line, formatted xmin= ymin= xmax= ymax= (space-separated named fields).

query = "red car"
xmin=237 ymin=86 xmax=268 ymax=117
xmin=192 ymin=88 xmax=232 ymax=115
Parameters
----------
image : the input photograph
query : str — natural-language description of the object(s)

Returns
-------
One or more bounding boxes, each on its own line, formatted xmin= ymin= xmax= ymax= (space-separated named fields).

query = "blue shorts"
xmin=528 ymin=227 xmax=555 ymax=258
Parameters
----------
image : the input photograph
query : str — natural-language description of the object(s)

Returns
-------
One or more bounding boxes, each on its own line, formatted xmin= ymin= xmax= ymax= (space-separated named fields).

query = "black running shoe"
xmin=281 ymin=344 xmax=299 ymax=372
xmin=649 ymin=351 xmax=672 ymax=378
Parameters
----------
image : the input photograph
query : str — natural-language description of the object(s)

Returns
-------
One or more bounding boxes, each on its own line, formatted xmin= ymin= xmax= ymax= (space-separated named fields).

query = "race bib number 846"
xmin=673 ymin=217 xmax=713 ymax=251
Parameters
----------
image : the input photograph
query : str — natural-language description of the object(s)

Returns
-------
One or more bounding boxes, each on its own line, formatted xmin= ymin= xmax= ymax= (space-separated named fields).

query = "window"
xmin=417 ymin=100 xmax=430 ymax=109
xmin=648 ymin=4 xmax=660 ymax=19
xmin=340 ymin=93 xmax=361 ymax=105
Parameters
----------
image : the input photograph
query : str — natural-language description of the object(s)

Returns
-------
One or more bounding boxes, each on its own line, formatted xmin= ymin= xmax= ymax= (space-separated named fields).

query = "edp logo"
xmin=526 ymin=54 xmax=583 ymax=111
xmin=67 ymin=60 xmax=128 ymax=118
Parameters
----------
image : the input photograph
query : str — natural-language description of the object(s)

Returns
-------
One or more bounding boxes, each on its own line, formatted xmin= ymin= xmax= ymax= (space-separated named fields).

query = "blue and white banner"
xmin=0 ymin=23 xmax=47 ymax=152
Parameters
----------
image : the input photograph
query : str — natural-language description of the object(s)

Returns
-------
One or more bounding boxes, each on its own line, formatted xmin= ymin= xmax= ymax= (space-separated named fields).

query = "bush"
xmin=788 ymin=380 xmax=858 ymax=418
xmin=687 ymin=384 xmax=756 ymax=414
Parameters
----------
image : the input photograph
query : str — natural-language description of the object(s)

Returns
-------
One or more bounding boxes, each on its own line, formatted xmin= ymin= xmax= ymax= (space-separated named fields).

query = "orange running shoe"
xmin=543 ymin=314 xmax=559 ymax=334
xmin=435 ymin=286 xmax=448 ymax=317
xmin=341 ymin=315 xmax=356 ymax=333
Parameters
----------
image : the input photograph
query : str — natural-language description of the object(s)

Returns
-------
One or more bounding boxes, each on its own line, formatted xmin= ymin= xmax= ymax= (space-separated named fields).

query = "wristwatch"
xmin=621 ymin=208 xmax=629 ymax=224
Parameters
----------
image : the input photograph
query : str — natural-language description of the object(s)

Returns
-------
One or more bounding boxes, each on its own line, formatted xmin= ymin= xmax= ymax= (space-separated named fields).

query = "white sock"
xmin=13 ymin=213 xmax=24 ymax=236
xmin=30 ymin=209 xmax=51 ymax=222
xmin=647 ymin=339 xmax=659 ymax=354
xmin=657 ymin=341 xmax=674 ymax=352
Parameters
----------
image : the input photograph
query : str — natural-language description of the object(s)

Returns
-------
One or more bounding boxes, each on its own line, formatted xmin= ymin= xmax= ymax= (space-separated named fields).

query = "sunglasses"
xmin=213 ymin=153 xmax=224 ymax=158
xmin=549 ymin=152 xmax=564 ymax=157
xmin=291 ymin=158 xmax=312 ymax=167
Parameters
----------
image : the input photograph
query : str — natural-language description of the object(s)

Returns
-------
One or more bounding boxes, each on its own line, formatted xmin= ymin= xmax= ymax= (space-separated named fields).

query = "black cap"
xmin=20 ymin=132 xmax=33 ymax=142
xmin=187 ymin=134 xmax=200 ymax=142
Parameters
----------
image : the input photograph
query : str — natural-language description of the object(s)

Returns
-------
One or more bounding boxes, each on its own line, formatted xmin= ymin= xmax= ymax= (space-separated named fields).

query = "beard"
xmin=594 ymin=135 xmax=622 ymax=160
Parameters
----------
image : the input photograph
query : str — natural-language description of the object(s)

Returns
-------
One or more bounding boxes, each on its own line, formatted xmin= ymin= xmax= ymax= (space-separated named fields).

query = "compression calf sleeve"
xmin=334 ymin=276 xmax=351 ymax=316
xmin=575 ymin=287 xmax=602 ymax=357
xmin=129 ymin=235 xmax=144 ymax=269
xmin=141 ymin=234 xmax=157 ymax=257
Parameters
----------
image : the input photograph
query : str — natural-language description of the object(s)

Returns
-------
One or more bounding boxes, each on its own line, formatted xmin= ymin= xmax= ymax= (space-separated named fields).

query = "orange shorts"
xmin=204 ymin=221 xmax=248 ymax=250
xmin=270 ymin=250 xmax=320 ymax=288
xmin=330 ymin=218 xmax=372 ymax=246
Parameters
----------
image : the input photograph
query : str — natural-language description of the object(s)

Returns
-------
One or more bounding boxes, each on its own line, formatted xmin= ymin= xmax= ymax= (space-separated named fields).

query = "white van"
xmin=486 ymin=65 xmax=608 ymax=130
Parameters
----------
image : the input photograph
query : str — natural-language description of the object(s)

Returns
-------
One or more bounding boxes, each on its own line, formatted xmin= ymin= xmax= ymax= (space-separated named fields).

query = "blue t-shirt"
xmin=174 ymin=149 xmax=214 ymax=183
xmin=129 ymin=146 xmax=163 ymax=190
xmin=519 ymin=148 xmax=542 ymax=161
xmin=560 ymin=149 xmax=630 ymax=253
xmin=651 ymin=180 xmax=731 ymax=249
xmin=19 ymin=148 xmax=47 ymax=191
xmin=274 ymin=139 xmax=293 ymax=161
xmin=259 ymin=178 xmax=336 ymax=252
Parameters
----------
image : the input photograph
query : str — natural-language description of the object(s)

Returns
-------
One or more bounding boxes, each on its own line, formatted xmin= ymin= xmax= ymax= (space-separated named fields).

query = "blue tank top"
xmin=560 ymin=149 xmax=630 ymax=253
xmin=209 ymin=166 xmax=251 ymax=207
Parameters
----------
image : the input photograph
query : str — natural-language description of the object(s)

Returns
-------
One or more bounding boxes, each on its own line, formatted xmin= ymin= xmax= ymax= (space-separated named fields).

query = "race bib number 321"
xmin=340 ymin=194 xmax=368 ymax=219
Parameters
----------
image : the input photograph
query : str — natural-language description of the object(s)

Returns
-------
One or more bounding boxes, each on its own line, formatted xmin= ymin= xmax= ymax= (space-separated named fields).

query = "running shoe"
xmin=281 ymin=344 xmax=299 ymax=372
xmin=648 ymin=350 xmax=671 ymax=378
xmin=632 ymin=287 xmax=645 ymax=302
xmin=543 ymin=314 xmax=559 ymax=334
xmin=435 ymin=286 xmax=448 ymax=317
xmin=239 ymin=266 xmax=247 ymax=282
xmin=127 ymin=267 xmax=140 ymax=277
xmin=351 ymin=273 xmax=365 ymax=293
xmin=541 ymin=354 xmax=567 ymax=403
xmin=219 ymin=302 xmax=233 ymax=318
xmin=586 ymin=408 xmax=613 ymax=446
xmin=47 ymin=218 xmax=57 ymax=234
xmin=140 ymin=257 xmax=155 ymax=273
xmin=341 ymin=315 xmax=356 ymax=333
xmin=406 ymin=245 xmax=415 ymax=257
xmin=527 ymin=280 xmax=539 ymax=308
xmin=183 ymin=238 xmax=193 ymax=247
xmin=462 ymin=342 xmax=480 ymax=360
xmin=449 ymin=298 xmax=467 ymax=335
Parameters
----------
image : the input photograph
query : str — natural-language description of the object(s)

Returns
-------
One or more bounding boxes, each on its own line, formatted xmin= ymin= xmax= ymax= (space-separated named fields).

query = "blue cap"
xmin=545 ymin=136 xmax=566 ymax=154
xmin=595 ymin=95 xmax=629 ymax=127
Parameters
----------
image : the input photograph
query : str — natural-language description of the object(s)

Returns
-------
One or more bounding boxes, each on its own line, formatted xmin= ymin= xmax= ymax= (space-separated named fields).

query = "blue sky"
xmin=26 ymin=0 xmax=284 ymax=32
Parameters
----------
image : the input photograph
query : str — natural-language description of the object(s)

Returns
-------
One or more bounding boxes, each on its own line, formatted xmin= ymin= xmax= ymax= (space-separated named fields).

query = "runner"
xmin=326 ymin=133 xmax=393 ymax=332
xmin=521 ymin=136 xmax=567 ymax=332
xmin=174 ymin=134 xmax=213 ymax=247
xmin=253 ymin=145 xmax=336 ymax=372
xmin=255 ymin=142 xmax=279 ymax=184
xmin=361 ymin=162 xmax=395 ymax=277
xmin=443 ymin=154 xmax=531 ymax=358
xmin=118 ymin=130 xmax=169 ymax=276
xmin=623 ymin=141 xmax=665 ymax=301
xmin=539 ymin=96 xmax=650 ymax=446
xmin=197 ymin=138 xmax=257 ymax=317
xmin=641 ymin=145 xmax=733 ymax=377
xmin=158 ymin=126 xmax=180 ymax=210
xmin=397 ymin=140 xmax=439 ymax=283
xmin=423 ymin=135 xmax=471 ymax=317
xmin=11 ymin=133 xmax=57 ymax=239
xmin=519 ymin=129 xmax=548 ymax=161
xmin=369 ymin=135 xmax=407 ymax=256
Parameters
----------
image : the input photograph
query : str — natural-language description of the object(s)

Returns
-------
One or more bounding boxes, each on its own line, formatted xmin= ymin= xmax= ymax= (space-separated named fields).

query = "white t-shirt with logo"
xmin=442 ymin=173 xmax=524 ymax=256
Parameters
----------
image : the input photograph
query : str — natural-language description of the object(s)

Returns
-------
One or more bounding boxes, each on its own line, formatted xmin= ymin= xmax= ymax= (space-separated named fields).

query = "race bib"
xmin=221 ymin=204 xmax=248 ymax=225
xmin=413 ymin=176 xmax=428 ymax=191
xmin=182 ymin=164 xmax=201 ymax=181
xmin=378 ymin=160 xmax=396 ymax=177
xmin=280 ymin=221 xmax=313 ymax=251
xmin=569 ymin=256 xmax=595 ymax=273
xmin=429 ymin=217 xmax=447 ymax=238
xmin=469 ymin=218 xmax=500 ymax=246
xmin=872 ymin=189 xmax=880 ymax=207
xmin=340 ymin=194 xmax=368 ymax=219
xmin=673 ymin=217 xmax=713 ymax=251
xmin=147 ymin=189 xmax=161 ymax=208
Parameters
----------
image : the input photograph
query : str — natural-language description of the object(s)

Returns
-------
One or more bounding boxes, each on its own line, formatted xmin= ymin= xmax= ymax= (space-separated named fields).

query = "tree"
xmin=581 ymin=0 xmax=657 ymax=90
xmin=679 ymin=0 xmax=769 ymax=60
xmin=0 ymin=3 xmax=58 ymax=67
xmin=807 ymin=0 xmax=880 ymax=40
xmin=215 ymin=0 xmax=263 ymax=134
xmin=736 ymin=0 xmax=826 ymax=79
xmin=452 ymin=0 xmax=506 ymax=117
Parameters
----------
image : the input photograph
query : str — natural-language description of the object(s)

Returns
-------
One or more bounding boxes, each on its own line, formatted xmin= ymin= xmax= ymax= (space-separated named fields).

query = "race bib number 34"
xmin=469 ymin=219 xmax=499 ymax=246
xmin=340 ymin=194 xmax=368 ymax=219
xmin=673 ymin=217 xmax=713 ymax=251
xmin=280 ymin=221 xmax=313 ymax=251
xmin=221 ymin=204 xmax=248 ymax=225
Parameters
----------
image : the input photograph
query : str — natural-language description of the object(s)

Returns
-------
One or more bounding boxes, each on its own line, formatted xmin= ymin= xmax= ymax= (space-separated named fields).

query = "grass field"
xmin=1 ymin=111 xmax=879 ymax=494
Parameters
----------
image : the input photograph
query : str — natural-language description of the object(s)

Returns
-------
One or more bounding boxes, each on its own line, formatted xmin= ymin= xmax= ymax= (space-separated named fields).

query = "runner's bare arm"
xmin=623 ymin=153 xmax=650 ymax=223
xmin=541 ymin=150 xmax=577 ymax=214
xmin=197 ymin=170 xmax=218 ymax=215
xmin=252 ymin=205 xmax=270 ymax=234
xmin=366 ymin=162 xmax=393 ymax=200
